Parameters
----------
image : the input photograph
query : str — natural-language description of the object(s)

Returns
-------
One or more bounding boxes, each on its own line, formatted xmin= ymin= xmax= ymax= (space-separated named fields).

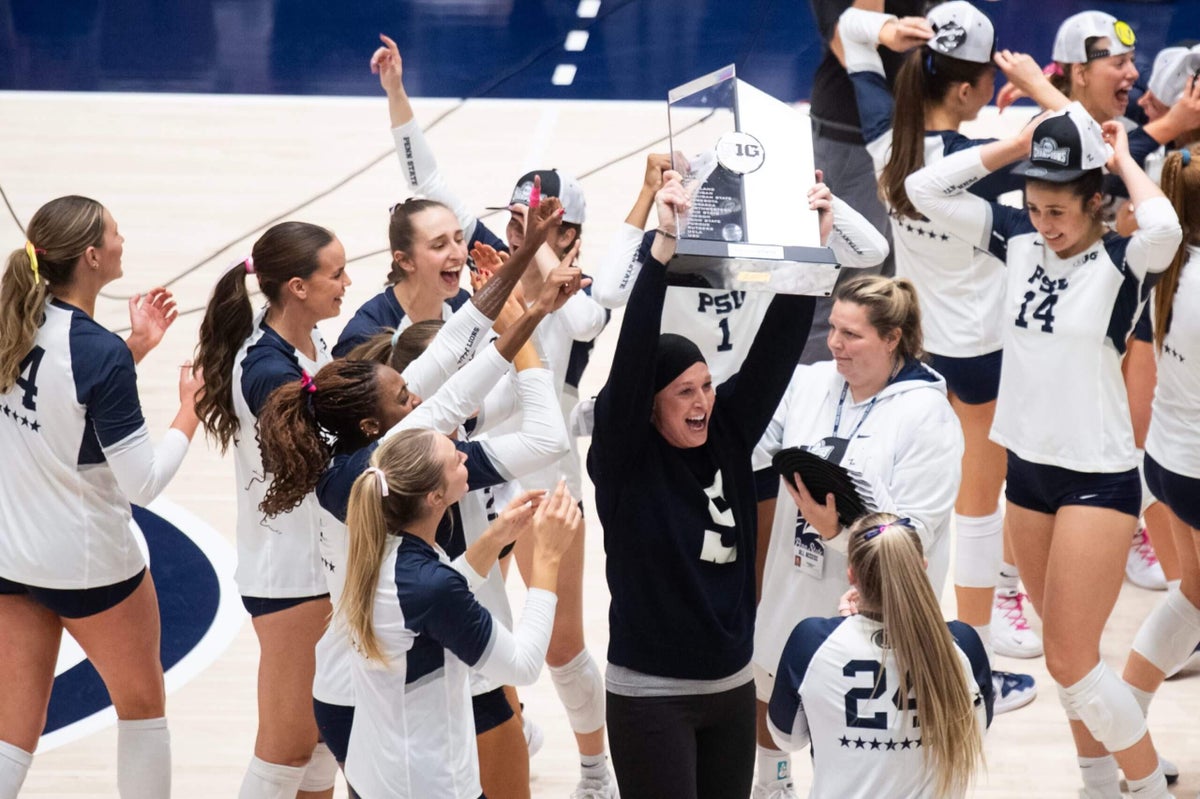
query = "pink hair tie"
xmin=244 ymin=256 xmax=255 ymax=275
xmin=299 ymin=370 xmax=317 ymax=393
xmin=1042 ymin=62 xmax=1063 ymax=78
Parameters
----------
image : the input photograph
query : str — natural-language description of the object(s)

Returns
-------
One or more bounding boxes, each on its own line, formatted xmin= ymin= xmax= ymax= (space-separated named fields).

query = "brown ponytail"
xmin=1154 ymin=145 xmax=1200 ymax=351
xmin=341 ymin=428 xmax=446 ymax=662
xmin=880 ymin=48 xmax=994 ymax=220
xmin=1 ymin=196 xmax=105 ymax=391
xmin=257 ymin=358 xmax=385 ymax=516
xmin=194 ymin=221 xmax=335 ymax=452
xmin=389 ymin=319 xmax=443 ymax=374
xmin=848 ymin=512 xmax=985 ymax=797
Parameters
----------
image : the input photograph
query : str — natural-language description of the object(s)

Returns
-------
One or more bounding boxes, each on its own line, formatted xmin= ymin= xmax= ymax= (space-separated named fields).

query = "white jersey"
xmin=459 ymin=481 xmax=519 ymax=696
xmin=753 ymin=361 xmax=963 ymax=682
xmin=343 ymin=534 xmax=555 ymax=799
xmin=231 ymin=312 xmax=330 ymax=597
xmin=594 ymin=202 xmax=887 ymax=383
xmin=0 ymin=298 xmax=188 ymax=588
xmin=840 ymin=7 xmax=1011 ymax=358
xmin=1146 ymin=245 xmax=1200 ymax=479
xmin=767 ymin=614 xmax=991 ymax=799
xmin=906 ymin=147 xmax=1183 ymax=472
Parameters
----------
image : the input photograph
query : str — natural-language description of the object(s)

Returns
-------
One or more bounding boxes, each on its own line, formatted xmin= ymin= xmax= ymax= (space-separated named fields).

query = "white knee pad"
xmin=1061 ymin=663 xmax=1147 ymax=753
xmin=549 ymin=649 xmax=606 ymax=735
xmin=239 ymin=756 xmax=305 ymax=799
xmin=1055 ymin=683 xmax=1082 ymax=720
xmin=1132 ymin=586 xmax=1200 ymax=675
xmin=953 ymin=508 xmax=1004 ymax=588
xmin=299 ymin=742 xmax=338 ymax=792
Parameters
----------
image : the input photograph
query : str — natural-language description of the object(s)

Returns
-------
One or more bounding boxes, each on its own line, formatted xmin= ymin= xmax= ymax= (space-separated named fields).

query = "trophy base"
xmin=666 ymin=239 xmax=840 ymax=296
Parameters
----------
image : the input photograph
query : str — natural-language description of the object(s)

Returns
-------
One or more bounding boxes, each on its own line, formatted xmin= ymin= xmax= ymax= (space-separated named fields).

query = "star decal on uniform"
xmin=30 ymin=419 xmax=41 ymax=432
xmin=940 ymin=233 xmax=950 ymax=241
xmin=18 ymin=414 xmax=29 ymax=428
xmin=900 ymin=738 xmax=913 ymax=749
xmin=854 ymin=737 xmax=866 ymax=749
xmin=869 ymin=739 xmax=882 ymax=750
xmin=839 ymin=736 xmax=851 ymax=748
xmin=885 ymin=740 xmax=897 ymax=751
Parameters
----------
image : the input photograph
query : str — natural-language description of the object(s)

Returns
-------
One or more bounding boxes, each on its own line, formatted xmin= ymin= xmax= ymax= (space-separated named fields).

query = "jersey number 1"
xmin=16 ymin=346 xmax=46 ymax=411
xmin=716 ymin=318 xmax=733 ymax=352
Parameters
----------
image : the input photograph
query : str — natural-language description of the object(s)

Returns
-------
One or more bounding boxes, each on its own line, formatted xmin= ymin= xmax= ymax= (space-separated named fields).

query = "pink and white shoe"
xmin=991 ymin=590 xmax=1043 ymax=659
xmin=1126 ymin=526 xmax=1167 ymax=591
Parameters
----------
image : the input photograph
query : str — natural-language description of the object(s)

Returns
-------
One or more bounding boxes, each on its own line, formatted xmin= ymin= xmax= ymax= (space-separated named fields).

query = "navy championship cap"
xmin=489 ymin=169 xmax=587 ymax=225
xmin=1012 ymin=103 xmax=1112 ymax=183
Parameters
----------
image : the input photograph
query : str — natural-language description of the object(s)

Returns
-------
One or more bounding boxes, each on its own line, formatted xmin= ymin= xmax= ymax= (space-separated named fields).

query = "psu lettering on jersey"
xmin=696 ymin=291 xmax=746 ymax=315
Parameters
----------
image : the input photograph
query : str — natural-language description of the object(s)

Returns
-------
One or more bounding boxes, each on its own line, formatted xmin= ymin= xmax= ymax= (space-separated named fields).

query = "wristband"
xmin=655 ymin=228 xmax=678 ymax=239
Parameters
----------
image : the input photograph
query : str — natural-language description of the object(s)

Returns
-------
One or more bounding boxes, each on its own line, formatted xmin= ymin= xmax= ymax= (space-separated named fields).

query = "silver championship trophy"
xmin=667 ymin=64 xmax=838 ymax=296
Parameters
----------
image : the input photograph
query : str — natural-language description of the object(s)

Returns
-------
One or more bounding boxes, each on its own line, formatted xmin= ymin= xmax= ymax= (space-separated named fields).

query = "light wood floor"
xmin=2 ymin=90 xmax=1197 ymax=797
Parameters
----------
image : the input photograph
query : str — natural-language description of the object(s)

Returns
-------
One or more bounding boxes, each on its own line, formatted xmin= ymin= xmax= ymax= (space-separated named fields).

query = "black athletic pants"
xmin=606 ymin=680 xmax=755 ymax=799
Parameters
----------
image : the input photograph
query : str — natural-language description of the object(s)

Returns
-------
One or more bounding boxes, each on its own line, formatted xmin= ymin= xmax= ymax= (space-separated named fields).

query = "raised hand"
xmin=1101 ymin=119 xmax=1131 ymax=175
xmin=522 ymin=182 xmax=564 ymax=253
xmin=534 ymin=247 xmax=588 ymax=314
xmin=531 ymin=480 xmax=582 ymax=562
xmin=470 ymin=241 xmax=505 ymax=281
xmin=808 ymin=169 xmax=834 ymax=245
xmin=654 ymin=170 xmax=691 ymax=235
xmin=642 ymin=152 xmax=674 ymax=194
xmin=488 ymin=489 xmax=545 ymax=548
xmin=879 ymin=16 xmax=932 ymax=53
xmin=126 ymin=287 xmax=178 ymax=362
xmin=371 ymin=33 xmax=404 ymax=96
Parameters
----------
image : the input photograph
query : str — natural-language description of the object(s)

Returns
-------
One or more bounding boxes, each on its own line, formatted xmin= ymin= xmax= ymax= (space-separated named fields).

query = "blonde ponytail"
xmin=1 ymin=196 xmax=106 ymax=391
xmin=848 ymin=513 xmax=985 ymax=797
xmin=338 ymin=427 xmax=447 ymax=664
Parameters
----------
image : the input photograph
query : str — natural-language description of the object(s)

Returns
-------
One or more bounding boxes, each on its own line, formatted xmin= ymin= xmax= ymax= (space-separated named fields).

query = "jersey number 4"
xmin=843 ymin=659 xmax=919 ymax=729
xmin=1015 ymin=291 xmax=1058 ymax=333
xmin=16 ymin=346 xmax=46 ymax=411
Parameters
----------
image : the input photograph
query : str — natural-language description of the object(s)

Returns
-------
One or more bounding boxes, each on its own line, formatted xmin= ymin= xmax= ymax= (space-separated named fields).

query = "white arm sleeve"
xmin=477 ymin=368 xmax=570 ymax=482
xmin=474 ymin=587 xmax=557 ymax=686
xmin=837 ymin=7 xmax=894 ymax=76
xmin=104 ymin=426 xmax=190 ymax=507
xmin=827 ymin=197 xmax=890 ymax=269
xmin=390 ymin=344 xmax=511 ymax=438
xmin=592 ymin=223 xmax=647 ymax=309
xmin=1126 ymin=196 xmax=1183 ymax=278
xmin=905 ymin=147 xmax=996 ymax=250
xmin=449 ymin=555 xmax=489 ymax=591
xmin=401 ymin=301 xmax=494 ymax=399
xmin=768 ymin=705 xmax=812 ymax=753
xmin=554 ymin=292 xmax=607 ymax=342
xmin=392 ymin=120 xmax=481 ymax=242
xmin=473 ymin=375 xmax=519 ymax=436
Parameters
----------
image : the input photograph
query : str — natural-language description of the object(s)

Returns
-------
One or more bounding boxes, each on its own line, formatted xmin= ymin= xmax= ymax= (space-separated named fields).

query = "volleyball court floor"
xmin=1 ymin=89 xmax=1197 ymax=797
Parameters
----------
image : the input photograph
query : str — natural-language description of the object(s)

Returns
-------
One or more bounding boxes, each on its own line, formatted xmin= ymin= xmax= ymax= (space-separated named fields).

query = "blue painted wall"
xmin=0 ymin=1 xmax=1191 ymax=101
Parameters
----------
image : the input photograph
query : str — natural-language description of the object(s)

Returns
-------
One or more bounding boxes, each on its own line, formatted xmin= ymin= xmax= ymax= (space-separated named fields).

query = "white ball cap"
xmin=1148 ymin=45 xmax=1200 ymax=106
xmin=1052 ymin=10 xmax=1136 ymax=65
xmin=926 ymin=1 xmax=995 ymax=65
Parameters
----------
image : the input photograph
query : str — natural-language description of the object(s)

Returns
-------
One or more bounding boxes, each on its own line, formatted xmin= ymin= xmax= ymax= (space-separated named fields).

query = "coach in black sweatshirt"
xmin=588 ymin=172 xmax=814 ymax=799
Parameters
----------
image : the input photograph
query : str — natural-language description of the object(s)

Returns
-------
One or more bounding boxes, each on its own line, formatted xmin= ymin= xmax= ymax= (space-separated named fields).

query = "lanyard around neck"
xmin=833 ymin=382 xmax=880 ymax=440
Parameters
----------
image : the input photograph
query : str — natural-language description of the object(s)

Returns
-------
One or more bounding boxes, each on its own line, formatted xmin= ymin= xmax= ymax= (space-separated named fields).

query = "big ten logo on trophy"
xmin=665 ymin=63 xmax=839 ymax=296
xmin=716 ymin=131 xmax=766 ymax=175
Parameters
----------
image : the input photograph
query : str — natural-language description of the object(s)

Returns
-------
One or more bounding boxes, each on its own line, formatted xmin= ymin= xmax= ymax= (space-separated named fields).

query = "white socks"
xmin=117 ymin=717 xmax=171 ymax=799
xmin=0 ymin=741 xmax=32 ymax=799
xmin=1077 ymin=755 xmax=1121 ymax=799
xmin=580 ymin=752 xmax=612 ymax=783
xmin=1127 ymin=764 xmax=1170 ymax=798
xmin=239 ymin=755 xmax=306 ymax=799
xmin=756 ymin=745 xmax=790 ymax=786
xmin=997 ymin=562 xmax=1020 ymax=597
